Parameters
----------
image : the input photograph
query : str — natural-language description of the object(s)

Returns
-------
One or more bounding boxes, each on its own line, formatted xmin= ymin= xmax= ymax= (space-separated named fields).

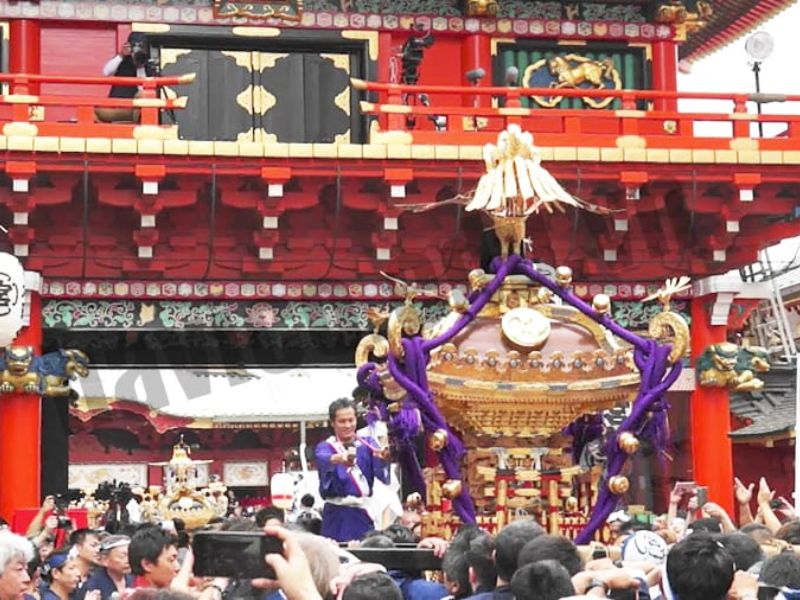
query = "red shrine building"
xmin=0 ymin=0 xmax=798 ymax=520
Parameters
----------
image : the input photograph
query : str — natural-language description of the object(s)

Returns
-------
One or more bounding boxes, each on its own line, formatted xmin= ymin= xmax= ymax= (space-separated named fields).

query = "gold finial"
xmin=380 ymin=271 xmax=439 ymax=305
xmin=643 ymin=276 xmax=691 ymax=312
xmin=366 ymin=307 xmax=390 ymax=333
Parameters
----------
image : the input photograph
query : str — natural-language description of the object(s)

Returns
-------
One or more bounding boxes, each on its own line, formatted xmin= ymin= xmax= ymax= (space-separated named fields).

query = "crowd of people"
xmin=0 ymin=396 xmax=798 ymax=600
xmin=0 ymin=474 xmax=797 ymax=600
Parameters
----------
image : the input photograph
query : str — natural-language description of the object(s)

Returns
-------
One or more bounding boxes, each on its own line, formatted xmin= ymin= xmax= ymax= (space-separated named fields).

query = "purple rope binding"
xmin=380 ymin=254 xmax=681 ymax=540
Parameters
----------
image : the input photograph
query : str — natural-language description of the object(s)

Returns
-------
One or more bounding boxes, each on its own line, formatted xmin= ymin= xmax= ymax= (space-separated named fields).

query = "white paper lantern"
xmin=0 ymin=253 xmax=25 ymax=347
xmin=270 ymin=472 xmax=294 ymax=510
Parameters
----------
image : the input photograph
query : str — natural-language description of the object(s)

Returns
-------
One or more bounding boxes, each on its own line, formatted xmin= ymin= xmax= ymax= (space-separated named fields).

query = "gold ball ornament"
xmin=441 ymin=479 xmax=463 ymax=499
xmin=405 ymin=492 xmax=422 ymax=509
xmin=592 ymin=294 xmax=611 ymax=315
xmin=555 ymin=266 xmax=573 ymax=287
xmin=429 ymin=429 xmax=449 ymax=452
xmin=468 ymin=269 xmax=487 ymax=291
xmin=448 ymin=289 xmax=470 ymax=314
xmin=608 ymin=476 xmax=630 ymax=495
xmin=617 ymin=432 xmax=640 ymax=455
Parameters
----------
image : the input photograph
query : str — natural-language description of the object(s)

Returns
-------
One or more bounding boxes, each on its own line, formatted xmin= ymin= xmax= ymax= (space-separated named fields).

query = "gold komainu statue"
xmin=0 ymin=346 xmax=89 ymax=396
xmin=696 ymin=342 xmax=771 ymax=392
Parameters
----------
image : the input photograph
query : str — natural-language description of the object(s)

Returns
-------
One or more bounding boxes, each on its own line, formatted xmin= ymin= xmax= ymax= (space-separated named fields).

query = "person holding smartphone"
xmin=315 ymin=398 xmax=390 ymax=542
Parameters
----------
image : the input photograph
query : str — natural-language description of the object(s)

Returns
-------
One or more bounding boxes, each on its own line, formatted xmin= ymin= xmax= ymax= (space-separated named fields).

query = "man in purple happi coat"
xmin=315 ymin=398 xmax=390 ymax=542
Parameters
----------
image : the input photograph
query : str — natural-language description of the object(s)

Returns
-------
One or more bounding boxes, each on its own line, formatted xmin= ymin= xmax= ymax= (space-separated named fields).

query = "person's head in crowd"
xmin=295 ymin=511 xmax=322 ymax=536
xmin=342 ymin=572 xmax=402 ymax=600
xmin=255 ymin=506 xmax=284 ymax=528
xmin=518 ymin=534 xmax=583 ymax=576
xmin=718 ymin=533 xmax=763 ymax=572
xmin=295 ymin=532 xmax=341 ymax=598
xmin=25 ymin=556 xmax=41 ymax=597
xmin=69 ymin=529 xmax=101 ymax=574
xmin=740 ymin=523 xmax=773 ymax=544
xmin=758 ymin=552 xmax=800 ymax=600
xmin=43 ymin=553 xmax=82 ymax=599
xmin=359 ymin=535 xmax=394 ymax=549
xmin=775 ymin=519 xmax=800 ymax=545
xmin=397 ymin=510 xmax=422 ymax=537
xmin=466 ymin=533 xmax=496 ymax=593
xmin=494 ymin=519 xmax=544 ymax=585
xmin=37 ymin=536 xmax=55 ymax=562
xmin=128 ymin=590 xmax=195 ymax=600
xmin=329 ymin=398 xmax=358 ymax=445
xmin=128 ymin=527 xmax=179 ymax=589
xmin=300 ymin=494 xmax=315 ymax=509
xmin=99 ymin=535 xmax=131 ymax=579
xmin=0 ymin=531 xmax=33 ymax=600
xmin=510 ymin=560 xmax=575 ymax=600
xmin=381 ymin=524 xmax=418 ymax=545
xmin=221 ymin=518 xmax=259 ymax=533
xmin=686 ymin=517 xmax=723 ymax=535
xmin=442 ymin=550 xmax=470 ymax=599
xmin=665 ymin=533 xmax=735 ymax=600
xmin=607 ymin=510 xmax=631 ymax=540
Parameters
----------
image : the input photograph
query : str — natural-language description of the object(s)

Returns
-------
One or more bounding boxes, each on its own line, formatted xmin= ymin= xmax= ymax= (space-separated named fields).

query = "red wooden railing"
xmin=353 ymin=78 xmax=800 ymax=151
xmin=0 ymin=72 xmax=194 ymax=139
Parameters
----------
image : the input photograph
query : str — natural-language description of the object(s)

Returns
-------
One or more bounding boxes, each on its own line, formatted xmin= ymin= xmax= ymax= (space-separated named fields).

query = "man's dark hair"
xmin=510 ymin=560 xmax=575 ymax=600
xmin=329 ymin=398 xmax=356 ymax=422
xmin=618 ymin=520 xmax=653 ymax=535
xmin=342 ymin=572 xmax=402 ymax=600
xmin=687 ymin=517 xmax=723 ymax=535
xmin=494 ymin=519 xmax=544 ymax=582
xmin=442 ymin=550 xmax=470 ymax=599
xmin=741 ymin=522 xmax=773 ymax=544
xmin=666 ymin=533 xmax=735 ymax=600
xmin=69 ymin=528 xmax=98 ymax=547
xmin=759 ymin=552 xmax=800 ymax=591
xmin=300 ymin=494 xmax=315 ymax=508
xmin=381 ymin=523 xmax=418 ymax=545
xmin=775 ymin=519 xmax=800 ymax=545
xmin=466 ymin=534 xmax=496 ymax=592
xmin=718 ymin=533 xmax=763 ymax=571
xmin=517 ymin=534 xmax=583 ymax=576
xmin=295 ymin=511 xmax=322 ymax=536
xmin=255 ymin=506 xmax=284 ymax=527
xmin=360 ymin=535 xmax=395 ymax=549
xmin=129 ymin=527 xmax=177 ymax=576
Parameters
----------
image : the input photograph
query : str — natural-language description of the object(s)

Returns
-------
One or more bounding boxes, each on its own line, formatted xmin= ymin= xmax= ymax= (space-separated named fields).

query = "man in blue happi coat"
xmin=315 ymin=398 xmax=390 ymax=542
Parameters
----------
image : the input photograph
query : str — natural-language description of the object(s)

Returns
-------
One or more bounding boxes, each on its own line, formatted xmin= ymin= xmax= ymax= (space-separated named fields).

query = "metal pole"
xmin=795 ymin=352 xmax=799 ymax=514
xmin=753 ymin=62 xmax=764 ymax=138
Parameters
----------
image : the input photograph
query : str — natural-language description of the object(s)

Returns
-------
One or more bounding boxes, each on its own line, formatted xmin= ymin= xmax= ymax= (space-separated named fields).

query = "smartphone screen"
xmin=192 ymin=531 xmax=283 ymax=579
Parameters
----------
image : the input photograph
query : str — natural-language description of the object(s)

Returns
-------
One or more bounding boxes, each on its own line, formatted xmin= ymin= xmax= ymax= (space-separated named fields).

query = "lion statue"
xmin=696 ymin=342 xmax=770 ymax=392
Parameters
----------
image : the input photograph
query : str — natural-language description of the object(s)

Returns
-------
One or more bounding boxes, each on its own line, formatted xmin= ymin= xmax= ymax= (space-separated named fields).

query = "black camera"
xmin=132 ymin=42 xmax=149 ymax=67
xmin=57 ymin=516 xmax=73 ymax=529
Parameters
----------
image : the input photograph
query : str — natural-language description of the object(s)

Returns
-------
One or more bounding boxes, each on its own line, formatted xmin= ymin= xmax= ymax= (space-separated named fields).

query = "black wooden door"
xmin=158 ymin=47 xmax=357 ymax=143
xmin=160 ymin=48 xmax=255 ymax=141
xmin=258 ymin=52 xmax=352 ymax=143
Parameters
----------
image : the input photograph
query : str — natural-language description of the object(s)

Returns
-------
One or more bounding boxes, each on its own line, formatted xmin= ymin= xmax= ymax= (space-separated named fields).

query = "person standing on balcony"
xmin=315 ymin=398 xmax=391 ymax=542
xmin=95 ymin=32 xmax=155 ymax=123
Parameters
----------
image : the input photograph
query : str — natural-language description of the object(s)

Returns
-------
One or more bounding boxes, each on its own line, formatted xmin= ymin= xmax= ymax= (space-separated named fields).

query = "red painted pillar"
xmin=0 ymin=293 xmax=43 ymax=521
xmin=9 ymin=20 xmax=41 ymax=94
xmin=462 ymin=34 xmax=491 ymax=107
xmin=651 ymin=40 xmax=677 ymax=112
xmin=689 ymin=296 xmax=734 ymax=516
